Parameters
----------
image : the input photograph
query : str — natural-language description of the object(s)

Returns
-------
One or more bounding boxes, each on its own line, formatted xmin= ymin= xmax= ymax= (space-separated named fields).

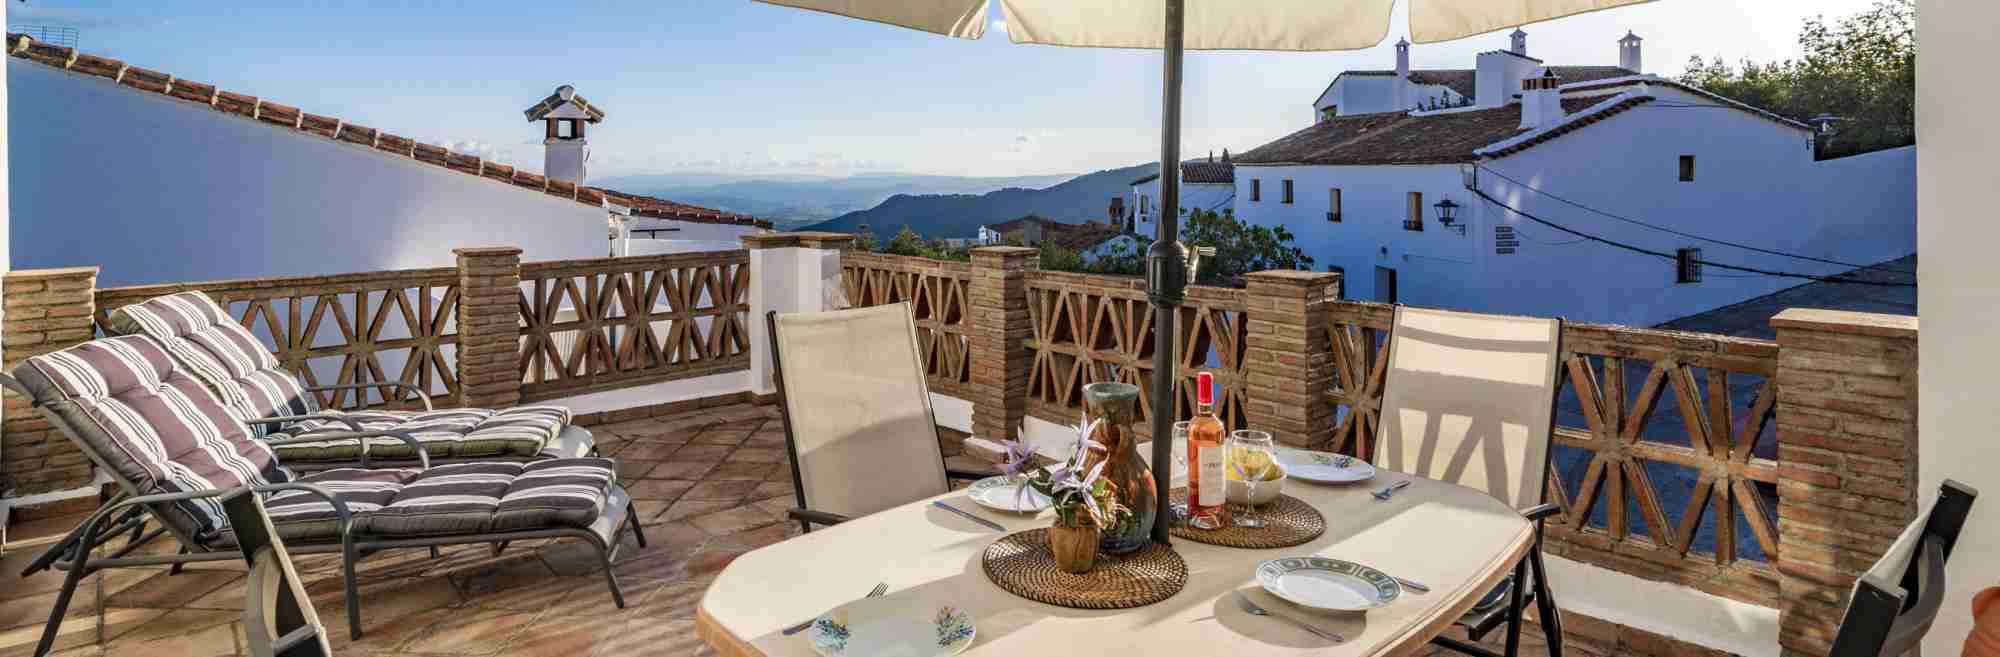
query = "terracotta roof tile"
xmin=213 ymin=90 xmax=257 ymax=118
xmin=1183 ymin=161 xmax=1234 ymax=184
xmin=256 ymin=100 xmax=302 ymax=129
xmin=337 ymin=123 xmax=377 ymax=147
xmin=4 ymin=33 xmax=759 ymax=229
xmin=300 ymin=113 xmax=340 ymax=139
xmin=119 ymin=66 xmax=172 ymax=93
xmin=522 ymin=88 xmax=606 ymax=123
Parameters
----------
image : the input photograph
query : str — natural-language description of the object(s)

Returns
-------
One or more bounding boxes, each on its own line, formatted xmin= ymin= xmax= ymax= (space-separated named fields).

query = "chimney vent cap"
xmin=556 ymin=85 xmax=575 ymax=101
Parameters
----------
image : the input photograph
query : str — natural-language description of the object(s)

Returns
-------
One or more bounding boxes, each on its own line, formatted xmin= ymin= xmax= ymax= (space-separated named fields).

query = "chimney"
xmin=1519 ymin=69 xmax=1565 ymax=130
xmin=1393 ymin=37 xmax=1411 ymax=111
xmin=527 ymin=84 xmax=602 ymax=185
xmin=1510 ymin=28 xmax=1528 ymax=56
xmin=1619 ymin=31 xmax=1644 ymax=73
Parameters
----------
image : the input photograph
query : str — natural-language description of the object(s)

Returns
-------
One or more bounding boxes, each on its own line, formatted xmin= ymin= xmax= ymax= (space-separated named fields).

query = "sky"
xmin=6 ymin=0 xmax=1886 ymax=179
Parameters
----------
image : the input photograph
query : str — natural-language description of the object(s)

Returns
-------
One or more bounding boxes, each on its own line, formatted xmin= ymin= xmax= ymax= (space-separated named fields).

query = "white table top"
xmin=698 ymin=469 xmax=1532 ymax=657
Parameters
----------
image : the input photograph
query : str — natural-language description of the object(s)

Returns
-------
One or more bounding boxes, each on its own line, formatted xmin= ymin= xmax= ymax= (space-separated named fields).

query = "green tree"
xmin=1679 ymin=0 xmax=1913 ymax=159
xmin=882 ymin=226 xmax=928 ymax=256
xmin=1178 ymin=208 xmax=1315 ymax=285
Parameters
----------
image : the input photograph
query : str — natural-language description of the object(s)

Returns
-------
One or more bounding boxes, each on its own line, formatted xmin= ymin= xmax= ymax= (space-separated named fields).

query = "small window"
xmin=1282 ymin=180 xmax=1294 ymax=204
xmin=1676 ymin=248 xmax=1703 ymax=283
xmin=1327 ymin=188 xmax=1343 ymax=223
xmin=1251 ymin=179 xmax=1262 ymax=202
xmin=1404 ymin=191 xmax=1424 ymax=231
xmin=1679 ymin=155 xmax=1695 ymax=181
xmin=557 ymin=119 xmax=582 ymax=139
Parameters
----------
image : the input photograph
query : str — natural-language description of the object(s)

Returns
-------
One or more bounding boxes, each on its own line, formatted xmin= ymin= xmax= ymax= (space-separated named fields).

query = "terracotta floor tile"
xmin=626 ymin=479 xmax=698 ymax=502
xmin=112 ymin=608 xmax=240 ymax=645
xmin=667 ymin=445 xmax=735 ymax=463
xmin=103 ymin=570 xmax=243 ymax=610
xmin=631 ymin=578 xmax=713 ymax=621
xmin=678 ymin=480 xmax=759 ymax=502
xmin=704 ymin=461 xmax=776 ymax=481
xmin=657 ymin=500 xmax=737 ymax=523
xmin=689 ymin=429 xmax=751 ymax=446
xmin=723 ymin=447 xmax=787 ymax=464
xmin=647 ymin=461 xmax=720 ymax=481
xmin=499 ymin=612 xmax=631 ymax=657
xmin=683 ymin=547 xmax=749 ymax=579
xmin=688 ymin=506 xmax=781 ymax=537
xmin=613 ymin=442 xmax=683 ymax=461
xmin=593 ymin=617 xmax=706 ymax=657
xmin=396 ymin=607 xmax=537 ymax=655
xmin=616 ymin=459 xmax=660 ymax=481
xmin=750 ymin=480 xmax=796 ymax=500
xmin=0 ymin=607 xmax=167 ymax=657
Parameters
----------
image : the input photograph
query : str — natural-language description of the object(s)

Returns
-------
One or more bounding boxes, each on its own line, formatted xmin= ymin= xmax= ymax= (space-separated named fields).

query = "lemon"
xmin=1226 ymin=448 xmax=1281 ymax=481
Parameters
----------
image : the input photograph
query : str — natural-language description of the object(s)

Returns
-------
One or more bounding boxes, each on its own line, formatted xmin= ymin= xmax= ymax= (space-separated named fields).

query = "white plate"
xmin=965 ymin=476 xmax=1051 ymax=513
xmin=1256 ymin=557 xmax=1402 ymax=612
xmin=806 ymin=595 xmax=977 ymax=657
xmin=1277 ymin=449 xmax=1377 ymax=484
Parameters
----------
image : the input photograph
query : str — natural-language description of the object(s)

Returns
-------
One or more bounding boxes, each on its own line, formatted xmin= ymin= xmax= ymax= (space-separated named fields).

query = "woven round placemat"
xmin=1170 ymin=493 xmax=1326 ymax=549
xmin=982 ymin=528 xmax=1188 ymax=609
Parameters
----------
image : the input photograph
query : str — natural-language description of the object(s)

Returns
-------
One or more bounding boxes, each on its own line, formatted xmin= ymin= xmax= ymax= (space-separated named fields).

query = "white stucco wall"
xmin=1917 ymin=0 xmax=1999 ymax=654
xmin=1236 ymin=94 xmax=1916 ymax=328
xmin=7 ymin=59 xmax=755 ymax=287
xmin=1132 ymin=178 xmax=1234 ymax=223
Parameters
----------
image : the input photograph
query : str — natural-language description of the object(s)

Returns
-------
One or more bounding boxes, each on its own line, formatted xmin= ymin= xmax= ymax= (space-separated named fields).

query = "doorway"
xmin=1374 ymin=266 xmax=1398 ymax=304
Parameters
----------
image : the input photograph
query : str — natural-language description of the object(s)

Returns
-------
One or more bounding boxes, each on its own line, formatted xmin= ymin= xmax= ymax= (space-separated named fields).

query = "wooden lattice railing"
xmin=94 ymin=267 xmax=463 ymax=410
xmin=516 ymin=250 xmax=751 ymax=401
xmin=1313 ymin=302 xmax=1783 ymax=599
xmin=839 ymin=253 xmax=975 ymax=397
xmin=1021 ymin=270 xmax=1250 ymax=437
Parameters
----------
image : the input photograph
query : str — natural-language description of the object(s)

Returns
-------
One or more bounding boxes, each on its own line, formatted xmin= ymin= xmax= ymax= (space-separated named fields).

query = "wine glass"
xmin=1228 ymin=429 xmax=1277 ymax=528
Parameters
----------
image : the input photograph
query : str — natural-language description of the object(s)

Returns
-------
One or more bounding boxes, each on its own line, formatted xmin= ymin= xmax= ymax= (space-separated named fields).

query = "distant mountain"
xmin=805 ymin=163 xmax=1157 ymax=239
xmin=592 ymin=172 xmax=1076 ymax=227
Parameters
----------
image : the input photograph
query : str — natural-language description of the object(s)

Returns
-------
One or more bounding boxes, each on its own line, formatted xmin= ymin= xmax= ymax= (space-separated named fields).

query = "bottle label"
xmin=1196 ymin=444 xmax=1225 ymax=507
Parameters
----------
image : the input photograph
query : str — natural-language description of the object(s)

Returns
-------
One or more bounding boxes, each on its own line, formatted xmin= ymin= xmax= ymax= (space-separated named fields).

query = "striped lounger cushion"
xmin=106 ymin=292 xmax=572 ymax=462
xmin=219 ymin=458 xmax=617 ymax=545
xmin=11 ymin=336 xmax=288 ymax=539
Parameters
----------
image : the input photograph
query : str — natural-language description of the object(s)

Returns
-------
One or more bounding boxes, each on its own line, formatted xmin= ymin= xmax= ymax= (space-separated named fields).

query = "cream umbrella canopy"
xmin=756 ymin=0 xmax=1654 ymax=545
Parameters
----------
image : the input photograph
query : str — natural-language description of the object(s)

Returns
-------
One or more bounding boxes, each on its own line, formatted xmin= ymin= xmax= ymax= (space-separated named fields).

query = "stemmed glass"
xmin=1169 ymin=421 xmax=1192 ymax=523
xmin=1228 ymin=429 xmax=1277 ymax=528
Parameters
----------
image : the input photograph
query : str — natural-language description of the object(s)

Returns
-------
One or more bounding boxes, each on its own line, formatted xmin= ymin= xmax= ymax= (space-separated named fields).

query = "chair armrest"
xmin=245 ymin=414 xmax=364 ymax=431
xmin=69 ymin=483 xmax=355 ymax=563
xmin=303 ymin=383 xmax=433 ymax=411
xmin=266 ymin=429 xmax=431 ymax=471
xmin=945 ymin=468 xmax=996 ymax=482
xmin=788 ymin=508 xmax=851 ymax=527
xmin=1522 ymin=503 xmax=1563 ymax=522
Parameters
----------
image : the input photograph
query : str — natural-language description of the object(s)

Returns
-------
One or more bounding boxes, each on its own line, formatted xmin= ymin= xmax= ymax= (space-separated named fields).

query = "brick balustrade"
xmin=967 ymin=246 xmax=1038 ymax=445
xmin=1 ymin=267 xmax=100 ymax=495
xmin=1242 ymin=270 xmax=1342 ymax=447
xmin=1770 ymin=308 xmax=1920 ymax=657
xmin=454 ymin=247 xmax=526 ymax=410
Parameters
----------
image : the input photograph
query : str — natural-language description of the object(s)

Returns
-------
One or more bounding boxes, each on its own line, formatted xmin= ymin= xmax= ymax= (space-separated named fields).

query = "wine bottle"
xmin=1186 ymin=371 xmax=1226 ymax=530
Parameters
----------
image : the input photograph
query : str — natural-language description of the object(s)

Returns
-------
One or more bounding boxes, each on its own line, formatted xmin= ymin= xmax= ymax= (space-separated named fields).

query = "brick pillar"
xmin=2 ymin=267 xmax=100 ymax=495
xmin=1770 ymin=308 xmax=1919 ymax=657
xmin=1242 ymin=270 xmax=1342 ymax=448
xmin=967 ymin=246 xmax=1037 ymax=444
xmin=453 ymin=247 xmax=524 ymax=409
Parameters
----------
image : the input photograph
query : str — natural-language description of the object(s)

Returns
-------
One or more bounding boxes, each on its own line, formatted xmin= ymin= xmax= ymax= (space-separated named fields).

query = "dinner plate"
xmin=1255 ymin=557 xmax=1402 ymax=612
xmin=807 ymin=595 xmax=977 ymax=657
xmin=965 ymin=476 xmax=1052 ymax=513
xmin=1277 ymin=449 xmax=1377 ymax=484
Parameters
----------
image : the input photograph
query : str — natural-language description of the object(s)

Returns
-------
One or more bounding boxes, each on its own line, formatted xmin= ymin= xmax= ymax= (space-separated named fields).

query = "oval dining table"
xmin=696 ymin=468 xmax=1532 ymax=657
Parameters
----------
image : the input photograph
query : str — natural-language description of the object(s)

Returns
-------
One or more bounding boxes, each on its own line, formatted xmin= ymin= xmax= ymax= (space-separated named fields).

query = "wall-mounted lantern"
xmin=1433 ymin=198 xmax=1465 ymax=235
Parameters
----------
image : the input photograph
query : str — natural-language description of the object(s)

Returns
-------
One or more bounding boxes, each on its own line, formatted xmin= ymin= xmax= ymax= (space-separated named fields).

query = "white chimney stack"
xmin=1510 ymin=28 xmax=1528 ymax=56
xmin=1519 ymin=69 xmax=1565 ymax=130
xmin=1394 ymin=37 xmax=1411 ymax=111
xmin=1619 ymin=31 xmax=1644 ymax=73
xmin=525 ymin=84 xmax=602 ymax=185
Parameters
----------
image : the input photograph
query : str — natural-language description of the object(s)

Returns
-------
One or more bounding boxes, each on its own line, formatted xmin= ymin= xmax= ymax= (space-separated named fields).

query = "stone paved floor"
xmin=0 ymin=402 xmax=1555 ymax=657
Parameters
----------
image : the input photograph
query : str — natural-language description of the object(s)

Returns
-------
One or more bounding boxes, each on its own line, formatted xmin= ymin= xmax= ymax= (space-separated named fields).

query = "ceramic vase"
xmin=1083 ymin=382 xmax=1157 ymax=555
xmin=1967 ymin=587 xmax=2000 ymax=657
xmin=1048 ymin=522 xmax=1100 ymax=574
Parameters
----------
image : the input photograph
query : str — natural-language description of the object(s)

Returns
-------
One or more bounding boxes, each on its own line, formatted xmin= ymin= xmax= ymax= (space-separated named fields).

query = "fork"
xmin=1237 ymin=592 xmax=1344 ymax=643
xmin=1372 ymin=479 xmax=1412 ymax=501
xmin=782 ymin=582 xmax=888 ymax=636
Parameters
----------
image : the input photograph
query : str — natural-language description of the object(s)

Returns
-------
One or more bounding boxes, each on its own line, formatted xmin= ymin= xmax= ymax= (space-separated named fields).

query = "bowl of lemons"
xmin=1225 ymin=447 xmax=1287 ymax=506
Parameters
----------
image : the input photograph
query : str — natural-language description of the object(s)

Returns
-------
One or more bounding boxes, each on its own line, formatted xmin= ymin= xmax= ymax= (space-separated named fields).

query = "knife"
xmin=931 ymin=501 xmax=1006 ymax=531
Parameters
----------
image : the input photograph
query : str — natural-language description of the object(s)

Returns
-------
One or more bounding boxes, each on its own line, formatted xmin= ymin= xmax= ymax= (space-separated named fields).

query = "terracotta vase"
xmin=1967 ymin=587 xmax=2000 ymax=657
xmin=1049 ymin=522 xmax=1100 ymax=574
xmin=1083 ymin=382 xmax=1157 ymax=555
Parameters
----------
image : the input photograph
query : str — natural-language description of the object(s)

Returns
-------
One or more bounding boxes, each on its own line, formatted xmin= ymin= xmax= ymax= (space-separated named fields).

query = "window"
xmin=1676 ymin=248 xmax=1703 ymax=283
xmin=1327 ymin=188 xmax=1342 ymax=222
xmin=1679 ymin=155 xmax=1696 ymax=181
xmin=1251 ymin=179 xmax=1262 ymax=202
xmin=1282 ymin=180 xmax=1294 ymax=204
xmin=555 ymin=119 xmax=583 ymax=140
xmin=1404 ymin=191 xmax=1424 ymax=231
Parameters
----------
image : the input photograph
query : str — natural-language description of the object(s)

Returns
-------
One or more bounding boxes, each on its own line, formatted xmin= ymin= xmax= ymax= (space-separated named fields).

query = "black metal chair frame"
xmin=1367 ymin=309 xmax=1568 ymax=657
xmin=0 ymin=374 xmax=647 ymax=657
xmin=763 ymin=309 xmax=989 ymax=533
xmin=1829 ymin=480 xmax=1978 ymax=657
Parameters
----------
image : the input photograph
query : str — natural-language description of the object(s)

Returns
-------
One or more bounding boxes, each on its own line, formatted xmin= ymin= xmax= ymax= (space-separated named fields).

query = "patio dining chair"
xmin=765 ymin=302 xmax=990 ymax=532
xmin=102 ymin=291 xmax=594 ymax=471
xmin=1371 ymin=306 xmax=1566 ymax=657
xmin=1 ymin=335 xmax=645 ymax=657
xmin=1830 ymin=479 xmax=1978 ymax=657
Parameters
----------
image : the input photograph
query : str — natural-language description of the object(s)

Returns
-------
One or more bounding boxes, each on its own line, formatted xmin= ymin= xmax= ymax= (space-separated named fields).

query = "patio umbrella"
xmin=756 ymin=0 xmax=1654 ymax=545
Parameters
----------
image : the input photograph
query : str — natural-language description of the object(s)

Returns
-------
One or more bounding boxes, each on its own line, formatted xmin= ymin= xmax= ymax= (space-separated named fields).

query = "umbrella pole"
xmin=1146 ymin=0 xmax=1187 ymax=546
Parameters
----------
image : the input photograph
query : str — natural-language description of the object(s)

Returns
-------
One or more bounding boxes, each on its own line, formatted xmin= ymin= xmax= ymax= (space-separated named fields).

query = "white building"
xmin=1130 ymin=159 xmax=1236 ymax=223
xmin=1312 ymin=30 xmax=1634 ymax=120
xmin=7 ymin=44 xmax=766 ymax=288
xmin=1235 ymin=31 xmax=1915 ymax=327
